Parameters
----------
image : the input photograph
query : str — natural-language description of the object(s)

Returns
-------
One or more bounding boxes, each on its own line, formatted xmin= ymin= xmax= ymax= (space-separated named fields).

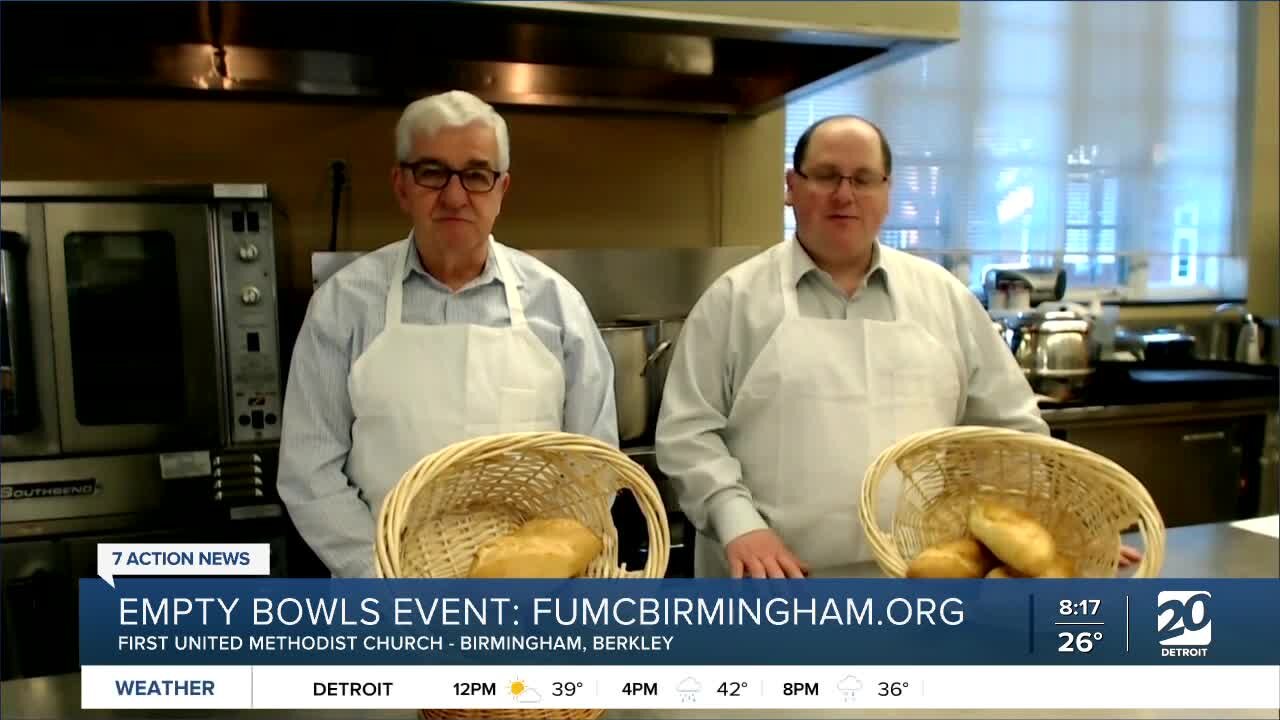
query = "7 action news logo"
xmin=1156 ymin=591 xmax=1211 ymax=657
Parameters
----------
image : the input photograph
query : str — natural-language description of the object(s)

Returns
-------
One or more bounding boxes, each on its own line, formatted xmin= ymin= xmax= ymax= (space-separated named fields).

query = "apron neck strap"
xmin=386 ymin=239 xmax=412 ymax=329
xmin=491 ymin=241 xmax=528 ymax=329
xmin=777 ymin=238 xmax=801 ymax=318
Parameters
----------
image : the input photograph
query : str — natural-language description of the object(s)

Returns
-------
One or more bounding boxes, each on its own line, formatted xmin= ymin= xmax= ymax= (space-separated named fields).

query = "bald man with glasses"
xmin=277 ymin=90 xmax=618 ymax=579
xmin=655 ymin=115 xmax=1058 ymax=579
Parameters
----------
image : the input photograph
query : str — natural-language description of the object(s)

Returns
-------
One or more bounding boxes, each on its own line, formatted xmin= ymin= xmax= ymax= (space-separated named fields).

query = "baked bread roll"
xmin=468 ymin=517 xmax=603 ymax=579
xmin=1036 ymin=554 xmax=1077 ymax=578
xmin=968 ymin=501 xmax=1056 ymax=576
xmin=906 ymin=538 xmax=996 ymax=579
xmin=986 ymin=555 xmax=1076 ymax=579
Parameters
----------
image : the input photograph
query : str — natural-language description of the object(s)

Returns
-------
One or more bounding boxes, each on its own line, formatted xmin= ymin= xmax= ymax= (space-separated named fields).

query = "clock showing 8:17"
xmin=1057 ymin=599 xmax=1105 ymax=655
xmin=1060 ymin=599 xmax=1101 ymax=616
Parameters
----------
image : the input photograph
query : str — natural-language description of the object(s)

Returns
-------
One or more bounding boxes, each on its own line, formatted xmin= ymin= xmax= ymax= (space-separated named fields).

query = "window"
xmin=784 ymin=1 xmax=1245 ymax=302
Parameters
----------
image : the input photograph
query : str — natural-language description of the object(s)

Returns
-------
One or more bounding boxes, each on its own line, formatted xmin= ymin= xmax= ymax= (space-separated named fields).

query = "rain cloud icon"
xmin=837 ymin=675 xmax=863 ymax=701
xmin=517 ymin=688 xmax=543 ymax=704
xmin=676 ymin=677 xmax=702 ymax=702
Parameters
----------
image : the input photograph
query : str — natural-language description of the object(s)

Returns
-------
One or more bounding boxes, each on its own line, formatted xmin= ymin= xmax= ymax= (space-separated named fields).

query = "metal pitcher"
xmin=1005 ymin=302 xmax=1096 ymax=400
xmin=1209 ymin=303 xmax=1274 ymax=365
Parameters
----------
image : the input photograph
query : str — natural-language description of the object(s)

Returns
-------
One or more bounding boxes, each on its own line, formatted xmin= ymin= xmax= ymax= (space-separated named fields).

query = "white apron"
xmin=694 ymin=244 xmax=962 ymax=577
xmin=347 ymin=238 xmax=565 ymax=541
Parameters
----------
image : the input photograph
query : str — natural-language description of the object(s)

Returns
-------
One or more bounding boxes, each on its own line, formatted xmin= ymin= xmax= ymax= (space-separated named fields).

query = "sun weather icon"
xmin=508 ymin=679 xmax=542 ymax=704
xmin=676 ymin=677 xmax=702 ymax=703
xmin=837 ymin=675 xmax=863 ymax=702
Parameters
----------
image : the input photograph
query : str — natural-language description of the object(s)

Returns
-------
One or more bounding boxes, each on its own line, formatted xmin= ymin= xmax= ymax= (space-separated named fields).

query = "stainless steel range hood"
xmin=0 ymin=1 xmax=956 ymax=116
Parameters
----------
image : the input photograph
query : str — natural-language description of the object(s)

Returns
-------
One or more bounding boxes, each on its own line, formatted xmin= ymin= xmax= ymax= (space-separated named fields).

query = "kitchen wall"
xmin=1246 ymin=0 xmax=1279 ymax=318
xmin=0 ymin=96 xmax=784 ymax=354
xmin=0 ymin=99 xmax=767 ymax=286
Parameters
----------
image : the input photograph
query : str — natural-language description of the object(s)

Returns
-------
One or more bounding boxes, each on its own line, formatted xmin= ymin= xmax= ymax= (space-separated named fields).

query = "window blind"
xmin=783 ymin=0 xmax=1244 ymax=301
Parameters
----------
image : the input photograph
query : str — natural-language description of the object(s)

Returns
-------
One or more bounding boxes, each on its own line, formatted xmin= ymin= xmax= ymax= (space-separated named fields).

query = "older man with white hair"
xmin=278 ymin=90 xmax=618 ymax=578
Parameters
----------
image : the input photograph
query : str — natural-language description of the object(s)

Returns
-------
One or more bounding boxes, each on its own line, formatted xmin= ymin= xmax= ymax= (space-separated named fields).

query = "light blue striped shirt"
xmin=277 ymin=236 xmax=618 ymax=578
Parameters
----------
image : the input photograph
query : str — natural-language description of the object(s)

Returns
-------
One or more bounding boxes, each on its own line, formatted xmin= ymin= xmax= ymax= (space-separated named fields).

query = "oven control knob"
xmin=238 ymin=244 xmax=259 ymax=262
xmin=240 ymin=286 xmax=261 ymax=305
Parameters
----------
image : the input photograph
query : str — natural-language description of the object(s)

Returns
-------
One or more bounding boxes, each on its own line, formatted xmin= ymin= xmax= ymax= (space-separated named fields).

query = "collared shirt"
xmin=654 ymin=235 xmax=1049 ymax=546
xmin=277 ymin=236 xmax=617 ymax=577
xmin=791 ymin=233 xmax=895 ymax=322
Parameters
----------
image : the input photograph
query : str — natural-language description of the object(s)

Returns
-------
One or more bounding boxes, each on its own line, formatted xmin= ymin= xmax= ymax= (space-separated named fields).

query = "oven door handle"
xmin=1 ymin=230 xmax=39 ymax=434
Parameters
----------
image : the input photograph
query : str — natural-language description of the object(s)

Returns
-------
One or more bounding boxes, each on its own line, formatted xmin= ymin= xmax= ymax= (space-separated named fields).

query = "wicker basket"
xmin=376 ymin=431 xmax=671 ymax=720
xmin=860 ymin=426 xmax=1166 ymax=579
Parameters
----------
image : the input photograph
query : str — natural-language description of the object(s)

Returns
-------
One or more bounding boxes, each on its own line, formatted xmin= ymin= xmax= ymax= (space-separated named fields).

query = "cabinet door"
xmin=1062 ymin=419 xmax=1245 ymax=528
xmin=1 ymin=540 xmax=76 ymax=680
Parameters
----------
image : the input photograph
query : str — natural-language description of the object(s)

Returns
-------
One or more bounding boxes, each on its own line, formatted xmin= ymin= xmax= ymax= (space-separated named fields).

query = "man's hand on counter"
xmin=725 ymin=528 xmax=811 ymax=579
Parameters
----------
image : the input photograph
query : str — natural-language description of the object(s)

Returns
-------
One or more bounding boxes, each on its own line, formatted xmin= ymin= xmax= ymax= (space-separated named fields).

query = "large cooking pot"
xmin=598 ymin=315 xmax=685 ymax=445
xmin=618 ymin=313 xmax=684 ymax=390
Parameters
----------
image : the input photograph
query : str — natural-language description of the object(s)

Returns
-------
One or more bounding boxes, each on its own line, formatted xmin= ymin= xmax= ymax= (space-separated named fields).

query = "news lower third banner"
xmin=80 ymin=571 xmax=1280 ymax=710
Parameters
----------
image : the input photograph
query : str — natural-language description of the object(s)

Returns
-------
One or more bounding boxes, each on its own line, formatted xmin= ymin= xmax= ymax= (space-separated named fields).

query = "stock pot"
xmin=599 ymin=315 xmax=685 ymax=444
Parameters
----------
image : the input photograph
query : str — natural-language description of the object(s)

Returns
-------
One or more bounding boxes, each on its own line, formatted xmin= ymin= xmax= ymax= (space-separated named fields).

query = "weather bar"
xmin=81 ymin=665 xmax=1279 ymax=710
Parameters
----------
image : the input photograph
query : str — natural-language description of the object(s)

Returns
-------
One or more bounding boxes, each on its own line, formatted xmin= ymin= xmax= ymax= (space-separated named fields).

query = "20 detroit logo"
xmin=1157 ymin=591 xmax=1211 ymax=657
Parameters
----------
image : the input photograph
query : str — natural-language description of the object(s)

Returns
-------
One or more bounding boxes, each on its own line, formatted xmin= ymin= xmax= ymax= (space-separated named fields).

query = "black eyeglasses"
xmin=795 ymin=168 xmax=888 ymax=194
xmin=400 ymin=161 xmax=503 ymax=193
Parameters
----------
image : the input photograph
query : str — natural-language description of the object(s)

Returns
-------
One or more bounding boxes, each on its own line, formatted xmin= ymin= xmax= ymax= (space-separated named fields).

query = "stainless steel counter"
xmin=1117 ymin=517 xmax=1278 ymax=578
xmin=1039 ymin=396 xmax=1278 ymax=428
xmin=3 ymin=520 xmax=1275 ymax=720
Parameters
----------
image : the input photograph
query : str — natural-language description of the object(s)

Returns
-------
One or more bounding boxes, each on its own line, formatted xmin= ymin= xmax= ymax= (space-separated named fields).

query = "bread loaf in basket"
xmin=861 ymin=426 xmax=1166 ymax=579
xmin=376 ymin=431 xmax=671 ymax=720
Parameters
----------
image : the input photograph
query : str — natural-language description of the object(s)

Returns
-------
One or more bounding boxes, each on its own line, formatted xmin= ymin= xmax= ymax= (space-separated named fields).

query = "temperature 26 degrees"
xmin=1058 ymin=631 xmax=1103 ymax=653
